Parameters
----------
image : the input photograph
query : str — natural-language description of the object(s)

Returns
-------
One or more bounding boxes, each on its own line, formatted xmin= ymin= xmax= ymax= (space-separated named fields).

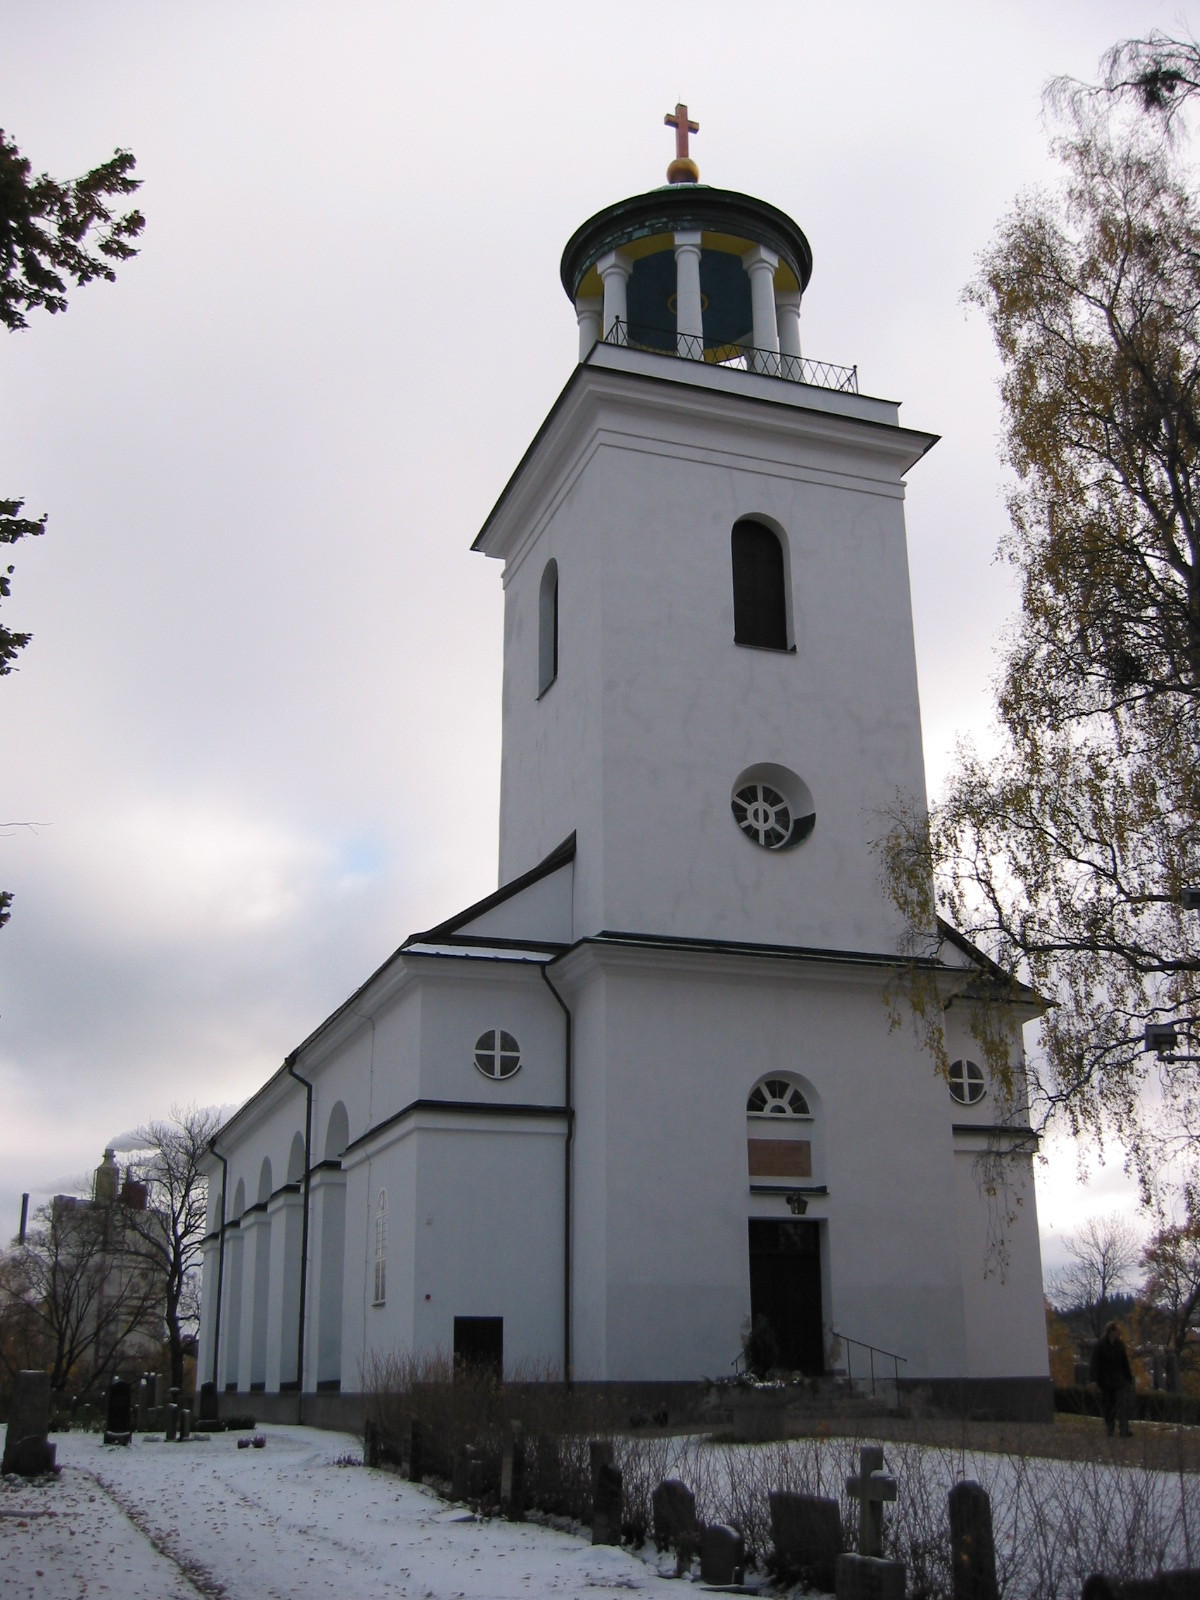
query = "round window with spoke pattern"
xmin=730 ymin=765 xmax=815 ymax=852
xmin=474 ymin=1030 xmax=522 ymax=1080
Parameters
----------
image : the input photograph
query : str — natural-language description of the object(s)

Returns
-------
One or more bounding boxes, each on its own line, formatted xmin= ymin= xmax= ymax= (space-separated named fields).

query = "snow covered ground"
xmin=0 ymin=1424 xmax=688 ymax=1600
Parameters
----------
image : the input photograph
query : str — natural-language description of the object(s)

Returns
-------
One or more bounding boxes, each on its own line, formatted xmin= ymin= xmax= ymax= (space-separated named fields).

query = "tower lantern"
xmin=562 ymin=114 xmax=811 ymax=370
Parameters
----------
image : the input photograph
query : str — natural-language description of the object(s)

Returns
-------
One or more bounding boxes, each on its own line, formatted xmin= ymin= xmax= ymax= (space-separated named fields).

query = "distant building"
xmin=198 ymin=125 xmax=1051 ymax=1425
xmin=44 ymin=1149 xmax=162 ymax=1386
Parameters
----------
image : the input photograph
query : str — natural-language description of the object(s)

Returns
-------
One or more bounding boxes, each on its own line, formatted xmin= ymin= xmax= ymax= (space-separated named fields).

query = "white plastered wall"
xmin=491 ymin=356 xmax=932 ymax=954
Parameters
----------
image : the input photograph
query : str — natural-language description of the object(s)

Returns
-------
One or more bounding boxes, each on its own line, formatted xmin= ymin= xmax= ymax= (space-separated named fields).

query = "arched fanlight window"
xmin=732 ymin=519 xmax=788 ymax=650
xmin=747 ymin=1077 xmax=811 ymax=1116
xmin=538 ymin=559 xmax=559 ymax=695
xmin=373 ymin=1189 xmax=387 ymax=1306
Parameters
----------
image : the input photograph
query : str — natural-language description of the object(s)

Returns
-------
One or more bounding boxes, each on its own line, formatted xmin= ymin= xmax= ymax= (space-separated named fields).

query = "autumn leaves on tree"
xmin=880 ymin=34 xmax=1200 ymax=1201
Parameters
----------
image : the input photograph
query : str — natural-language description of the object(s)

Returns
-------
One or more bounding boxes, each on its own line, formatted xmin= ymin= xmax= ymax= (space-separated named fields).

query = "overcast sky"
xmin=1 ymin=0 xmax=1186 ymax=1275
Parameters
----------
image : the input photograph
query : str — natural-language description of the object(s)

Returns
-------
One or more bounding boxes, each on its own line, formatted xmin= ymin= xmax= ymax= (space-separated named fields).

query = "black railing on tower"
xmin=600 ymin=318 xmax=859 ymax=394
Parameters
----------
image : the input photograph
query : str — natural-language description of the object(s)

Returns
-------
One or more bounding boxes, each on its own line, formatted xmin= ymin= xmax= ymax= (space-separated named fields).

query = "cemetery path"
xmin=0 ymin=1448 xmax=205 ymax=1599
xmin=1 ymin=1424 xmax=687 ymax=1599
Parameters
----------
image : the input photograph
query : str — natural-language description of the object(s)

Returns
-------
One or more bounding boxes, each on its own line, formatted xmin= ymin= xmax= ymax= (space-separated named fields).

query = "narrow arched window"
xmin=732 ymin=520 xmax=788 ymax=649
xmin=373 ymin=1189 xmax=387 ymax=1306
xmin=538 ymin=559 xmax=559 ymax=695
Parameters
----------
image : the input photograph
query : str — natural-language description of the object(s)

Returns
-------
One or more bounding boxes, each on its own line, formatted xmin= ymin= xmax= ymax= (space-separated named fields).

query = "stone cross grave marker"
xmin=1 ymin=1370 xmax=57 ymax=1476
xmin=846 ymin=1445 xmax=897 ymax=1558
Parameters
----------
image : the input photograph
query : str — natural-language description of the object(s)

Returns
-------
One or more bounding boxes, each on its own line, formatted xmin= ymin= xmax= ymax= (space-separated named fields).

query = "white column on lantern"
xmin=673 ymin=231 xmax=703 ymax=356
xmin=776 ymin=289 xmax=802 ymax=368
xmin=575 ymin=296 xmax=603 ymax=360
xmin=598 ymin=250 xmax=632 ymax=341
xmin=742 ymin=245 xmax=780 ymax=372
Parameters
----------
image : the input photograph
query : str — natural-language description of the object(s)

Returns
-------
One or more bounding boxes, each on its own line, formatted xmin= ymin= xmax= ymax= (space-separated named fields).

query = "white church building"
xmin=196 ymin=120 xmax=1051 ymax=1425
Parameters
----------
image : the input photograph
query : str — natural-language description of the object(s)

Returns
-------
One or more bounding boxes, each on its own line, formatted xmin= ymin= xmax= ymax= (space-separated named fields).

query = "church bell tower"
xmin=475 ymin=110 xmax=936 ymax=957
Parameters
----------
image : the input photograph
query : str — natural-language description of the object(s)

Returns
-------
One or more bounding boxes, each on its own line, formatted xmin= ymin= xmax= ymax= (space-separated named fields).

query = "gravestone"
xmin=1 ymin=1370 xmax=57 ymax=1476
xmin=452 ymin=1443 xmax=496 ymax=1504
xmin=846 ymin=1446 xmax=897 ymax=1557
xmin=652 ymin=1478 xmax=698 ymax=1554
xmin=198 ymin=1380 xmax=218 ymax=1422
xmin=500 ymin=1422 xmax=527 ymax=1520
xmin=701 ymin=1523 xmax=745 ymax=1587
xmin=529 ymin=1433 xmax=557 ymax=1509
xmin=164 ymin=1402 xmax=178 ymax=1442
xmin=949 ymin=1480 xmax=998 ymax=1600
xmin=589 ymin=1440 xmax=622 ymax=1547
xmin=837 ymin=1552 xmax=907 ymax=1600
xmin=178 ymin=1405 xmax=192 ymax=1443
xmin=136 ymin=1377 xmax=149 ymax=1430
xmin=769 ymin=1490 xmax=844 ymax=1590
xmin=104 ymin=1377 xmax=133 ymax=1446
xmin=363 ymin=1419 xmax=380 ymax=1469
xmin=405 ymin=1417 xmax=424 ymax=1483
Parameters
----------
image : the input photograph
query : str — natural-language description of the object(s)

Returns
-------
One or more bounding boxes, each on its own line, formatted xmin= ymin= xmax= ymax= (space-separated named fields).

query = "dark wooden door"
xmin=453 ymin=1316 xmax=503 ymax=1380
xmin=748 ymin=1219 xmax=824 ymax=1374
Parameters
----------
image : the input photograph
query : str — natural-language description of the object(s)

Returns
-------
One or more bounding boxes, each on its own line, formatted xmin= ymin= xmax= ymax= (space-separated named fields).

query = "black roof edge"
xmin=471 ymin=357 xmax=937 ymax=555
xmin=572 ymin=928 xmax=946 ymax=969
xmin=936 ymin=918 xmax=1047 ymax=1007
xmin=403 ymin=833 xmax=577 ymax=947
xmin=406 ymin=934 xmax=569 ymax=955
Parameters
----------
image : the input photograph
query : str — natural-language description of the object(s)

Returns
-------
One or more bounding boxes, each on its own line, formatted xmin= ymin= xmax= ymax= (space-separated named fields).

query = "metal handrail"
xmin=831 ymin=1330 xmax=907 ymax=1398
xmin=600 ymin=318 xmax=859 ymax=394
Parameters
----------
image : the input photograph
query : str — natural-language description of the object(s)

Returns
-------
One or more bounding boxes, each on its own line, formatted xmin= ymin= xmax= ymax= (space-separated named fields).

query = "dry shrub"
xmin=362 ymin=1352 xmax=629 ymax=1518
xmin=361 ymin=1365 xmax=1200 ymax=1593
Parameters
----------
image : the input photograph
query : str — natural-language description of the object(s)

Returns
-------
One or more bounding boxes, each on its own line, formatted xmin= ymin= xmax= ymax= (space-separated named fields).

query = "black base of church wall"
xmin=216 ymin=1389 xmax=365 ymax=1433
xmin=215 ymin=1374 xmax=1054 ymax=1435
xmin=902 ymin=1375 xmax=1054 ymax=1423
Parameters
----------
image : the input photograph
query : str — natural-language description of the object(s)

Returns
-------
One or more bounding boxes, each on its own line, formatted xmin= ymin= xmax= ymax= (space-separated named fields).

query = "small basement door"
xmin=748 ymin=1218 xmax=824 ymax=1374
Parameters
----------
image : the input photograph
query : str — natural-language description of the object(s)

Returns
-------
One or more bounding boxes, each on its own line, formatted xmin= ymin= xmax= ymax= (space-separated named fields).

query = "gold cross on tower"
xmin=664 ymin=102 xmax=700 ymax=185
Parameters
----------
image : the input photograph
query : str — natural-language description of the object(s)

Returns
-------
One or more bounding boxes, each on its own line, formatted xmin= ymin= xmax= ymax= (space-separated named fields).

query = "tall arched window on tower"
xmin=731 ymin=519 xmax=788 ymax=650
xmin=538 ymin=559 xmax=559 ymax=695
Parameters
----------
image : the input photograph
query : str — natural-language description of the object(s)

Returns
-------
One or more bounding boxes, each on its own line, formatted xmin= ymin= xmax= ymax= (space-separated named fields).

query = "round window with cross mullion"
xmin=474 ymin=1029 xmax=522 ymax=1080
xmin=948 ymin=1059 xmax=985 ymax=1105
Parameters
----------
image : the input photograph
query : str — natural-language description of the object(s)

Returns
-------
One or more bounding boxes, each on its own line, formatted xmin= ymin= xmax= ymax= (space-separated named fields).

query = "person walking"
xmin=1089 ymin=1320 xmax=1135 ymax=1437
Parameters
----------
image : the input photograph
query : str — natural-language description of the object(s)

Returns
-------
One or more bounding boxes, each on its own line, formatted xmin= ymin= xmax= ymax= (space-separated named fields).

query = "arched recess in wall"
xmin=287 ymin=1130 xmax=305 ymax=1185
xmin=250 ymin=1157 xmax=272 ymax=1389
xmin=732 ymin=518 xmax=789 ymax=650
xmin=745 ymin=1071 xmax=821 ymax=1185
xmin=325 ymin=1102 xmax=350 ymax=1160
xmin=224 ymin=1178 xmax=247 ymax=1390
xmin=280 ymin=1131 xmax=307 ymax=1388
xmin=316 ymin=1102 xmax=350 ymax=1388
xmin=538 ymin=559 xmax=559 ymax=695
